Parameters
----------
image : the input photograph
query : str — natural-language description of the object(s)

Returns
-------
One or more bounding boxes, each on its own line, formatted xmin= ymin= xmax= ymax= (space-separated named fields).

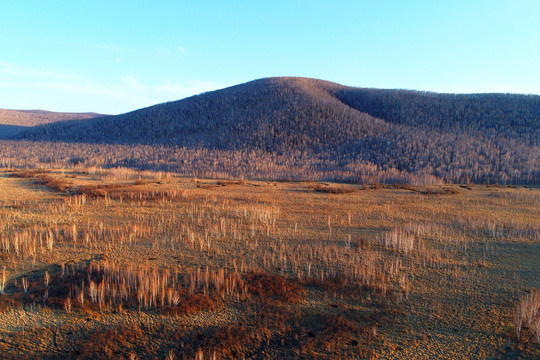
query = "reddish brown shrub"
xmin=243 ymin=272 xmax=304 ymax=304
xmin=312 ymin=184 xmax=356 ymax=194
xmin=163 ymin=293 xmax=218 ymax=316
xmin=0 ymin=293 xmax=20 ymax=313
xmin=9 ymin=170 xmax=46 ymax=178
xmin=192 ymin=324 xmax=256 ymax=359
xmin=70 ymin=325 xmax=144 ymax=360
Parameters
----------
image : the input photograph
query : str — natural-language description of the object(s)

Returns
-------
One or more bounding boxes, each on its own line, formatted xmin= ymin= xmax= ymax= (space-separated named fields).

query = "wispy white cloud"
xmin=154 ymin=79 xmax=223 ymax=98
xmin=156 ymin=47 xmax=171 ymax=55
xmin=104 ymin=56 xmax=122 ymax=64
xmin=156 ymin=46 xmax=187 ymax=55
xmin=90 ymin=44 xmax=135 ymax=53
xmin=121 ymin=75 xmax=146 ymax=90
xmin=0 ymin=61 xmax=75 ymax=80
xmin=0 ymin=61 xmax=225 ymax=113
xmin=0 ymin=61 xmax=20 ymax=73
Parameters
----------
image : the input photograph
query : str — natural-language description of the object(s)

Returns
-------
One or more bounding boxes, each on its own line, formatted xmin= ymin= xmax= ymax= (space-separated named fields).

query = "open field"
xmin=0 ymin=168 xmax=538 ymax=359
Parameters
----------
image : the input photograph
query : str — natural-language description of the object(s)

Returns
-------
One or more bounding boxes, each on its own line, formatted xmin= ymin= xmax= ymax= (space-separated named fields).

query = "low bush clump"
xmin=243 ymin=272 xmax=305 ymax=304
xmin=312 ymin=183 xmax=356 ymax=194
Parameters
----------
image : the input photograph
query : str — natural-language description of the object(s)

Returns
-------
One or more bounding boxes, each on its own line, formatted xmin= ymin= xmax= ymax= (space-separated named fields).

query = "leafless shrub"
xmin=514 ymin=289 xmax=540 ymax=342
xmin=64 ymin=297 xmax=72 ymax=313
xmin=0 ymin=268 xmax=6 ymax=294
xmin=377 ymin=228 xmax=415 ymax=254
xmin=0 ymin=227 xmax=57 ymax=257
xmin=21 ymin=277 xmax=28 ymax=293
xmin=165 ymin=349 xmax=176 ymax=360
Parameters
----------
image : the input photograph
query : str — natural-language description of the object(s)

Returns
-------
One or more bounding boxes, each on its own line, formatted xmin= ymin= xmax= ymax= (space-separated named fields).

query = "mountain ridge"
xmin=15 ymin=77 xmax=540 ymax=183
xmin=0 ymin=108 xmax=105 ymax=139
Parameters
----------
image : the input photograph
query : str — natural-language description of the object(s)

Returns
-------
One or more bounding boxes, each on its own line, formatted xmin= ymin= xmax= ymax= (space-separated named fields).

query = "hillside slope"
xmin=18 ymin=78 xmax=387 ymax=150
xmin=17 ymin=77 xmax=540 ymax=183
xmin=0 ymin=109 xmax=104 ymax=138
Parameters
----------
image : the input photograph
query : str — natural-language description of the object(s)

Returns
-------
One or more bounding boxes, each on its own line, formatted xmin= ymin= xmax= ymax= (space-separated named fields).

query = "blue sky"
xmin=1 ymin=0 xmax=539 ymax=114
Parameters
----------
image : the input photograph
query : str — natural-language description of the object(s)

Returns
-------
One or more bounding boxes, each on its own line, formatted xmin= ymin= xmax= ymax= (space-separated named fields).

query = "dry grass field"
xmin=0 ymin=168 xmax=538 ymax=359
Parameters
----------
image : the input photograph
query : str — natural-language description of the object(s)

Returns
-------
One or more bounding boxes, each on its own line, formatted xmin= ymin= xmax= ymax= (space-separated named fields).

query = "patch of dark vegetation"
xmin=9 ymin=169 xmax=47 ymax=178
xmin=161 ymin=293 xmax=219 ymax=316
xmin=312 ymin=183 xmax=357 ymax=194
xmin=77 ymin=183 xmax=184 ymax=201
xmin=299 ymin=314 xmax=362 ymax=354
xmin=70 ymin=325 xmax=146 ymax=360
xmin=215 ymin=180 xmax=245 ymax=187
xmin=75 ymin=183 xmax=130 ymax=197
xmin=5 ymin=262 xmax=220 ymax=316
xmin=10 ymin=171 xmax=72 ymax=193
xmin=6 ymin=263 xmax=308 ymax=317
xmin=34 ymin=175 xmax=71 ymax=193
xmin=396 ymin=184 xmax=461 ymax=195
xmin=304 ymin=275 xmax=391 ymax=303
xmin=253 ymin=304 xmax=387 ymax=359
xmin=188 ymin=324 xmax=258 ymax=359
xmin=167 ymin=304 xmax=388 ymax=359
xmin=9 ymin=170 xmax=183 ymax=201
xmin=0 ymin=293 xmax=20 ymax=313
xmin=243 ymin=272 xmax=305 ymax=304
xmin=1 ymin=268 xmax=393 ymax=360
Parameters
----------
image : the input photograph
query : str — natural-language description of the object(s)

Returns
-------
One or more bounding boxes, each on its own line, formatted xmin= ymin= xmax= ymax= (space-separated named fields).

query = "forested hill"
xmin=0 ymin=109 xmax=103 ymax=138
xmin=17 ymin=77 xmax=540 ymax=184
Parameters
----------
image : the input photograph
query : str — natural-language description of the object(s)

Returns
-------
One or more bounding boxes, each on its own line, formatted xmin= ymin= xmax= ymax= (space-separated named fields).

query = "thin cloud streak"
xmin=0 ymin=61 xmax=225 ymax=113
xmin=89 ymin=43 xmax=136 ymax=53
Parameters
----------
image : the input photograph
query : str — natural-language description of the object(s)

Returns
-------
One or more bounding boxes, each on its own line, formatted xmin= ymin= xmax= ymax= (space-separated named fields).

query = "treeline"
xmin=0 ymin=141 xmax=441 ymax=185
xmin=14 ymin=77 xmax=540 ymax=184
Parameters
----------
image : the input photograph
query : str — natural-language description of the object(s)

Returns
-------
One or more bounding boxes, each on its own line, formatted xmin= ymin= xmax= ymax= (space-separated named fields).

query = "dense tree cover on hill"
xmin=15 ymin=77 xmax=540 ymax=184
xmin=0 ymin=124 xmax=26 ymax=139
xmin=0 ymin=109 xmax=103 ymax=127
xmin=0 ymin=108 xmax=103 ymax=138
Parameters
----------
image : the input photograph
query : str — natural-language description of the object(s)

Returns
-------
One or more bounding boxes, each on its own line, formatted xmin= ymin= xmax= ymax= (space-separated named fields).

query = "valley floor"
xmin=0 ymin=168 xmax=538 ymax=359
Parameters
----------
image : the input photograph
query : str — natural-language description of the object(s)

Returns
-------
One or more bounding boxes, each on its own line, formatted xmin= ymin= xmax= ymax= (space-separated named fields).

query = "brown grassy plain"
xmin=0 ymin=168 xmax=538 ymax=359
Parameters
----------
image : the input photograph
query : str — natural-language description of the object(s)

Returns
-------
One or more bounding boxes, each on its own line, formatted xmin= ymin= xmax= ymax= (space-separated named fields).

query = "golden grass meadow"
xmin=0 ymin=167 xmax=538 ymax=359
